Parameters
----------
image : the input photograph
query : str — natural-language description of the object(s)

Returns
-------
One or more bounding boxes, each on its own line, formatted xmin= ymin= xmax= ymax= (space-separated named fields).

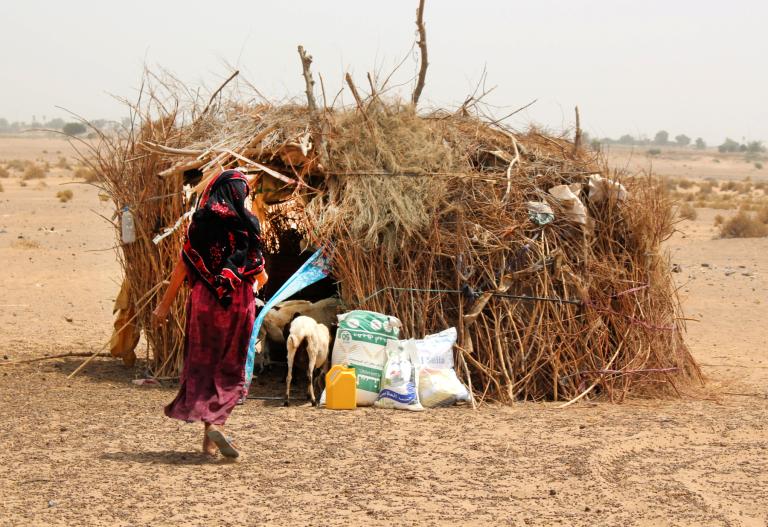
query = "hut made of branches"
xmin=88 ymin=70 xmax=701 ymax=403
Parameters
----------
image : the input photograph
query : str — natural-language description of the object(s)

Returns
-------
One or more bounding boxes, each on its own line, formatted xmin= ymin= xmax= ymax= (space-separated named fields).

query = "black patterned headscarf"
xmin=182 ymin=170 xmax=265 ymax=306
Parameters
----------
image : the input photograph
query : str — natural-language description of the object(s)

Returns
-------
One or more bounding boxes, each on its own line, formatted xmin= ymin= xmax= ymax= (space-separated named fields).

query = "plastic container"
xmin=121 ymin=207 xmax=136 ymax=244
xmin=325 ymin=365 xmax=357 ymax=410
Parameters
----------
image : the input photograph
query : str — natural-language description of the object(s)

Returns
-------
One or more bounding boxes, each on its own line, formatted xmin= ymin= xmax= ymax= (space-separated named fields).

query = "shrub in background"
xmin=56 ymin=189 xmax=74 ymax=203
xmin=719 ymin=211 xmax=768 ymax=238
xmin=679 ymin=203 xmax=697 ymax=220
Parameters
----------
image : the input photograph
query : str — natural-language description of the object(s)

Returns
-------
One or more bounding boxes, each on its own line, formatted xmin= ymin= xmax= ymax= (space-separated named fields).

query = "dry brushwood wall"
xmin=89 ymin=82 xmax=701 ymax=401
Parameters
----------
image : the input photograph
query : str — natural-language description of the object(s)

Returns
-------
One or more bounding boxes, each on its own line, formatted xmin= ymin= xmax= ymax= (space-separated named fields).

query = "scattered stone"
xmin=2 ymin=355 xmax=7 ymax=360
xmin=60 ymin=426 xmax=67 ymax=432
xmin=671 ymin=264 xmax=682 ymax=273
xmin=701 ymin=263 xmax=710 ymax=268
xmin=584 ymin=506 xmax=591 ymax=512
xmin=742 ymin=272 xmax=753 ymax=277
xmin=549 ymin=489 xmax=557 ymax=496
xmin=64 ymin=316 xmax=73 ymax=323
xmin=47 ymin=500 xmax=57 ymax=508
xmin=579 ymin=424 xmax=587 ymax=429
xmin=725 ymin=270 xmax=736 ymax=276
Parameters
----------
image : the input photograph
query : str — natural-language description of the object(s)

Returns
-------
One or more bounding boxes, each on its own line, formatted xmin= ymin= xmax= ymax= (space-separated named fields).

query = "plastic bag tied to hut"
xmin=548 ymin=183 xmax=588 ymax=225
xmin=526 ymin=201 xmax=555 ymax=226
xmin=587 ymin=174 xmax=629 ymax=204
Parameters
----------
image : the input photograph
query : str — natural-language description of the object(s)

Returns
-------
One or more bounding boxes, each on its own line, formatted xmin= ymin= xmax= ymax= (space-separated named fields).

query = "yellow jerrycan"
xmin=325 ymin=365 xmax=357 ymax=410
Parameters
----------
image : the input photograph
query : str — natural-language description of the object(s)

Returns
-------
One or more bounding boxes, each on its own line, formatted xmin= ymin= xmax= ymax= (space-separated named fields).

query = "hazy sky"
xmin=1 ymin=1 xmax=766 ymax=144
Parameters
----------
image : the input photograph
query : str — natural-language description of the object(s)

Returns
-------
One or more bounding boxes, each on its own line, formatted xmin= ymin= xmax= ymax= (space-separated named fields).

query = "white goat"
xmin=285 ymin=315 xmax=331 ymax=406
xmin=255 ymin=298 xmax=339 ymax=373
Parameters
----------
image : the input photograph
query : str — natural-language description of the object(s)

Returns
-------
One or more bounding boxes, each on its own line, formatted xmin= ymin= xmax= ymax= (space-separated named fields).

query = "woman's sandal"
xmin=206 ymin=427 xmax=240 ymax=459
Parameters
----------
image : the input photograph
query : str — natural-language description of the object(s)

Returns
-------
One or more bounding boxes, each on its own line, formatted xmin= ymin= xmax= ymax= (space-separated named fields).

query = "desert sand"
xmin=1 ymin=138 xmax=766 ymax=526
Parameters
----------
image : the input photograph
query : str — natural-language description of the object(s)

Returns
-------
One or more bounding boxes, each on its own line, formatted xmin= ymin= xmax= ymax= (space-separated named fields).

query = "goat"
xmin=256 ymin=297 xmax=340 ymax=372
xmin=263 ymin=298 xmax=340 ymax=344
xmin=284 ymin=314 xmax=331 ymax=406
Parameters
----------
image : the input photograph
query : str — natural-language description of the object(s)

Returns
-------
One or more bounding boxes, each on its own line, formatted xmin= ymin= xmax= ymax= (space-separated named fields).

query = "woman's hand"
xmin=152 ymin=256 xmax=187 ymax=328
xmin=151 ymin=304 xmax=170 ymax=328
xmin=255 ymin=269 xmax=268 ymax=292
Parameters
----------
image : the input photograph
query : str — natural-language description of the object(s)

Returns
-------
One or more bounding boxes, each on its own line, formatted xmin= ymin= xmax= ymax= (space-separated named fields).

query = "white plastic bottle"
xmin=121 ymin=206 xmax=136 ymax=244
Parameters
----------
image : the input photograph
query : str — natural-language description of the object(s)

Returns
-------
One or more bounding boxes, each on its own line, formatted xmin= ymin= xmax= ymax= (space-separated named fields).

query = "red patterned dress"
xmin=165 ymin=170 xmax=264 ymax=425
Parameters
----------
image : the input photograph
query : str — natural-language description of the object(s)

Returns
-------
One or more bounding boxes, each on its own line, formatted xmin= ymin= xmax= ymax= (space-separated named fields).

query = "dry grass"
xmin=0 ymin=181 xmax=4 ymax=193
xmin=0 ymin=166 xmax=9 ymax=178
xmin=11 ymin=238 xmax=40 ymax=249
xmin=714 ymin=214 xmax=724 ymax=226
xmin=56 ymin=189 xmax=74 ymax=203
xmin=678 ymin=203 xmax=697 ymax=220
xmin=57 ymin=157 xmax=71 ymax=170
xmin=7 ymin=159 xmax=27 ymax=171
xmin=22 ymin=163 xmax=47 ymax=180
xmin=719 ymin=211 xmax=768 ymax=238
xmin=696 ymin=181 xmax=714 ymax=197
xmin=756 ymin=206 xmax=768 ymax=224
xmin=74 ymin=167 xmax=98 ymax=183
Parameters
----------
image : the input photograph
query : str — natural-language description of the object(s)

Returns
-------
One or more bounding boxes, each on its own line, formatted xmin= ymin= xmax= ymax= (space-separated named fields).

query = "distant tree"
xmin=45 ymin=118 xmax=65 ymax=130
xmin=653 ymin=130 xmax=669 ymax=145
xmin=746 ymin=141 xmax=766 ymax=153
xmin=618 ymin=134 xmax=635 ymax=145
xmin=695 ymin=137 xmax=706 ymax=150
xmin=0 ymin=118 xmax=8 ymax=133
xmin=590 ymin=138 xmax=602 ymax=151
xmin=674 ymin=134 xmax=691 ymax=147
xmin=62 ymin=122 xmax=87 ymax=136
xmin=718 ymin=138 xmax=740 ymax=153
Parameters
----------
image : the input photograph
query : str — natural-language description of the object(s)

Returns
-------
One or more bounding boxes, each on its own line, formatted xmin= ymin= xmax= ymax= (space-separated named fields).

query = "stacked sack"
xmin=375 ymin=327 xmax=472 ymax=411
xmin=323 ymin=310 xmax=473 ymax=411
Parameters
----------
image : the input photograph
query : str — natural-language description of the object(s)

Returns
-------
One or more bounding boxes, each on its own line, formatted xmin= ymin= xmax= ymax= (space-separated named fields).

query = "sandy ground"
xmin=1 ymin=138 xmax=767 ymax=526
xmin=605 ymin=144 xmax=767 ymax=182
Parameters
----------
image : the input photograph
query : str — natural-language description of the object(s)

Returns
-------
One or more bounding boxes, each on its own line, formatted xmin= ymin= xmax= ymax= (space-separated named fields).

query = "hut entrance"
xmin=246 ymin=199 xmax=339 ymax=400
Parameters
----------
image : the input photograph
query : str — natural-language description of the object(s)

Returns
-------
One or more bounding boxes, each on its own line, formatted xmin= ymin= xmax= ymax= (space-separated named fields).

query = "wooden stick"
xmin=345 ymin=73 xmax=365 ymax=111
xmin=345 ymin=73 xmax=376 ymax=136
xmin=297 ymin=46 xmax=318 ymax=113
xmin=200 ymin=70 xmax=239 ymax=116
xmin=502 ymin=137 xmax=520 ymax=204
xmin=558 ymin=332 xmax=627 ymax=408
xmin=573 ymin=106 xmax=582 ymax=154
xmin=366 ymin=72 xmax=378 ymax=103
xmin=142 ymin=142 xmax=205 ymax=156
xmin=411 ymin=0 xmax=428 ymax=106
xmin=0 ymin=352 xmax=111 ymax=366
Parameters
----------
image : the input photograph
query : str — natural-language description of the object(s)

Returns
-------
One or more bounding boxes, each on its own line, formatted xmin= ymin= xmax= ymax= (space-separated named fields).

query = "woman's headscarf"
xmin=182 ymin=169 xmax=265 ymax=306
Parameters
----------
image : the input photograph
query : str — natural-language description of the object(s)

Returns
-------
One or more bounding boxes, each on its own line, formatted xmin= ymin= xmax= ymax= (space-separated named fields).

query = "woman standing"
xmin=152 ymin=169 xmax=267 ymax=459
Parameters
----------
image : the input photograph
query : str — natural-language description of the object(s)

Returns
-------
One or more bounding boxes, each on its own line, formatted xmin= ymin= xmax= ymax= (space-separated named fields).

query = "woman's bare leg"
xmin=203 ymin=423 xmax=218 ymax=456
